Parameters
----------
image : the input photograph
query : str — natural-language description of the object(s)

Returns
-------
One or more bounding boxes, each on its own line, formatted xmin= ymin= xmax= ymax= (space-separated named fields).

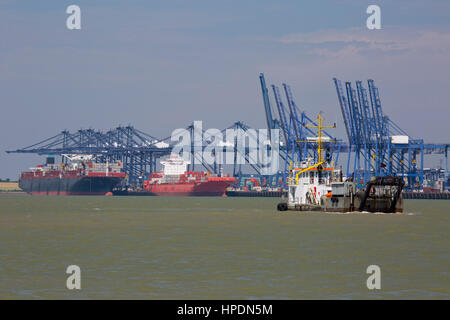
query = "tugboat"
xmin=277 ymin=114 xmax=404 ymax=213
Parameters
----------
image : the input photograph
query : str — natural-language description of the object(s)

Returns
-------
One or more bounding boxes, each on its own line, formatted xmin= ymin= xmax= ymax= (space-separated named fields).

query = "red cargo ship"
xmin=143 ymin=156 xmax=234 ymax=196
xmin=19 ymin=155 xmax=126 ymax=195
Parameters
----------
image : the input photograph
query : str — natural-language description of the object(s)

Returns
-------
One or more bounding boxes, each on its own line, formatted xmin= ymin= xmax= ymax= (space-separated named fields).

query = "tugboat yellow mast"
xmin=304 ymin=113 xmax=336 ymax=163
xmin=294 ymin=114 xmax=338 ymax=184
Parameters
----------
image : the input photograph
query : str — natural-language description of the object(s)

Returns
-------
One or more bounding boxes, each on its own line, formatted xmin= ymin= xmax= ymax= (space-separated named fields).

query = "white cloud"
xmin=277 ymin=26 xmax=450 ymax=58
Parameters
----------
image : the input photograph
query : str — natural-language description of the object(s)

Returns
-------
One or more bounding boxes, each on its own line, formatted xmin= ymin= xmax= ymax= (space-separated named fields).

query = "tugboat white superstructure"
xmin=282 ymin=157 xmax=343 ymax=211
xmin=277 ymin=114 xmax=404 ymax=213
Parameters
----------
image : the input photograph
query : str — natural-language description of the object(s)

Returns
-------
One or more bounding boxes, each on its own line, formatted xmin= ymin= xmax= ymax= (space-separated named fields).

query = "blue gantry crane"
xmin=333 ymin=77 xmax=449 ymax=191
xmin=259 ymin=73 xmax=345 ymax=187
xmin=6 ymin=126 xmax=173 ymax=186
xmin=6 ymin=122 xmax=283 ymax=189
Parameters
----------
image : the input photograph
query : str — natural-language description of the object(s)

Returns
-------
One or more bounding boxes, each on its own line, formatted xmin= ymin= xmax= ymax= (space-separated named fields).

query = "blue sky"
xmin=1 ymin=0 xmax=449 ymax=178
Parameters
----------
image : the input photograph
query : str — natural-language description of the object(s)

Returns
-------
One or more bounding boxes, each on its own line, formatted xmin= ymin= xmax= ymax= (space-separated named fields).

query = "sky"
xmin=1 ymin=0 xmax=449 ymax=179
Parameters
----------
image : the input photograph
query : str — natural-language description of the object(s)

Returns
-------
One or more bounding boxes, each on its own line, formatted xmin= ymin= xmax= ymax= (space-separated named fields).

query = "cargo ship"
xmin=142 ymin=155 xmax=235 ymax=196
xmin=19 ymin=155 xmax=126 ymax=195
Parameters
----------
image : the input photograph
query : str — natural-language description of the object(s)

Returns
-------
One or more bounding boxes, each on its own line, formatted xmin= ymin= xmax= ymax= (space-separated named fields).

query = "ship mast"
xmin=292 ymin=114 xmax=337 ymax=184
xmin=304 ymin=114 xmax=336 ymax=164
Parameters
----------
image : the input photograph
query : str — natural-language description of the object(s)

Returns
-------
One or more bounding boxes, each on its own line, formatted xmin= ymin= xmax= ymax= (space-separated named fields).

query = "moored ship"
xmin=19 ymin=155 xmax=126 ymax=195
xmin=142 ymin=155 xmax=235 ymax=196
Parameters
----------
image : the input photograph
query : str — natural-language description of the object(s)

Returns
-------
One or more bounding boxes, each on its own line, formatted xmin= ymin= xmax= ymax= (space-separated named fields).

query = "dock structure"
xmin=403 ymin=192 xmax=450 ymax=200
xmin=6 ymin=74 xmax=450 ymax=192
xmin=226 ymin=190 xmax=287 ymax=198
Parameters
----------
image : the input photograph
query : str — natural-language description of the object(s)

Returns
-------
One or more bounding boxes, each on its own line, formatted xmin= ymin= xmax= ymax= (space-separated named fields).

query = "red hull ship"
xmin=19 ymin=155 xmax=125 ymax=196
xmin=143 ymin=156 xmax=234 ymax=196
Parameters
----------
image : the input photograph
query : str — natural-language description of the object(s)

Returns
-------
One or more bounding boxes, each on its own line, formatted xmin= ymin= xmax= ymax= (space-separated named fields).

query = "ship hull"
xmin=147 ymin=191 xmax=226 ymax=197
xmin=145 ymin=179 xmax=233 ymax=197
xmin=19 ymin=176 xmax=123 ymax=196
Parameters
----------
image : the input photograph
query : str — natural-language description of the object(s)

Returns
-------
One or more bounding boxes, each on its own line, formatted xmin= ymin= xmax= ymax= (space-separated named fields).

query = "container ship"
xmin=141 ymin=155 xmax=235 ymax=196
xmin=19 ymin=155 xmax=126 ymax=195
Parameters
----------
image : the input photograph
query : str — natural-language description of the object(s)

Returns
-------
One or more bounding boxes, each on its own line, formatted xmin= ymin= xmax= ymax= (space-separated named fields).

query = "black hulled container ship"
xmin=19 ymin=155 xmax=126 ymax=195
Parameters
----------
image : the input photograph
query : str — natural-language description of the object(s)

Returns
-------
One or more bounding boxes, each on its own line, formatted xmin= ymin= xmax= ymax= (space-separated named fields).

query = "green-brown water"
xmin=0 ymin=194 xmax=449 ymax=299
